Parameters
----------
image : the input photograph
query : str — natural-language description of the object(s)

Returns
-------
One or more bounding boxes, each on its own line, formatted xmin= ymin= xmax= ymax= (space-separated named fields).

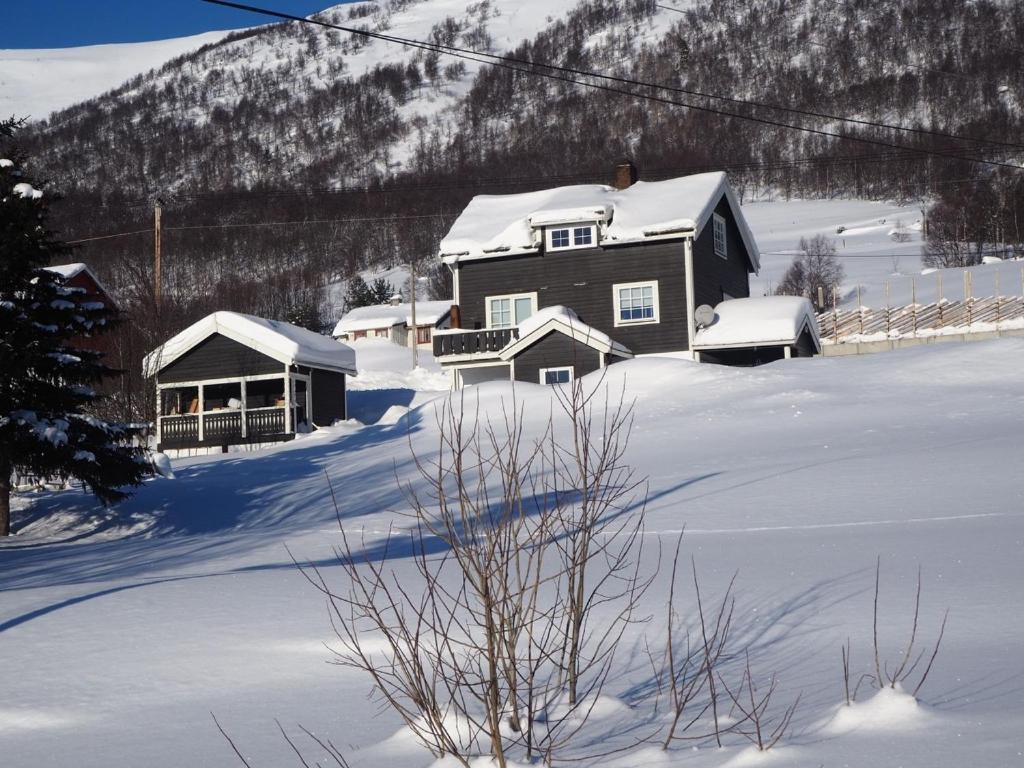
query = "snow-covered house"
xmin=45 ymin=262 xmax=117 ymax=310
xmin=46 ymin=262 xmax=118 ymax=355
xmin=332 ymin=298 xmax=451 ymax=348
xmin=434 ymin=164 xmax=819 ymax=387
xmin=144 ymin=312 xmax=356 ymax=453
xmin=693 ymin=296 xmax=821 ymax=365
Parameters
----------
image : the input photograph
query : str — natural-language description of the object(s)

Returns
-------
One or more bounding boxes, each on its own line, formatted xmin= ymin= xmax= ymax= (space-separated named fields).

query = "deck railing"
xmin=160 ymin=414 xmax=200 ymax=446
xmin=159 ymin=406 xmax=290 ymax=448
xmin=433 ymin=328 xmax=517 ymax=358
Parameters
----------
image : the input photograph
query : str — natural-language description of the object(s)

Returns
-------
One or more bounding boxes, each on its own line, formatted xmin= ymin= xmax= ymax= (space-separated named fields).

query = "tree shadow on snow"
xmin=0 ymin=409 xmax=427 ymax=593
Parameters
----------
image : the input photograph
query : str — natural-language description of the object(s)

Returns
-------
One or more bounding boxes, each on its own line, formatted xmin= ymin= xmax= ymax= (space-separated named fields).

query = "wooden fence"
xmin=818 ymin=296 xmax=1024 ymax=343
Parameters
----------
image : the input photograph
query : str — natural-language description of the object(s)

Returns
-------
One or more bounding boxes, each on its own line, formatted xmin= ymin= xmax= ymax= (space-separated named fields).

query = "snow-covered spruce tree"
xmin=0 ymin=122 xmax=151 ymax=536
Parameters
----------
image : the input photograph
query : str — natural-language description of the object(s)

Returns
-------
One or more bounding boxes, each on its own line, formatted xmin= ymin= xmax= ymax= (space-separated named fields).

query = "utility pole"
xmin=154 ymin=199 xmax=163 ymax=309
xmin=410 ymin=257 xmax=419 ymax=369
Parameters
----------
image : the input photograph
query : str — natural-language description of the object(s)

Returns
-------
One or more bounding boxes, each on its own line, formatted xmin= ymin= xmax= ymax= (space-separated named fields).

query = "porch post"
xmin=684 ymin=236 xmax=696 ymax=353
xmin=155 ymin=382 xmax=162 ymax=447
xmin=283 ymin=369 xmax=292 ymax=434
xmin=240 ymin=379 xmax=247 ymax=438
xmin=198 ymin=383 xmax=205 ymax=442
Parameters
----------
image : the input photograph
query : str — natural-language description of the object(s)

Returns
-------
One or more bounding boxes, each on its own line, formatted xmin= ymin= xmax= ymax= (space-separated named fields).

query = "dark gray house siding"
xmin=793 ymin=328 xmax=818 ymax=357
xmin=457 ymin=240 xmax=690 ymax=354
xmin=511 ymin=331 xmax=604 ymax=384
xmin=691 ymin=195 xmax=754 ymax=309
xmin=310 ymin=368 xmax=347 ymax=424
xmin=159 ymin=333 xmax=281 ymax=382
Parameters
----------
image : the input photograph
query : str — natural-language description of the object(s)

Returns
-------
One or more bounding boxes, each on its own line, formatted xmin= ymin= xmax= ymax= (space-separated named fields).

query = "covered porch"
xmin=157 ymin=372 xmax=311 ymax=450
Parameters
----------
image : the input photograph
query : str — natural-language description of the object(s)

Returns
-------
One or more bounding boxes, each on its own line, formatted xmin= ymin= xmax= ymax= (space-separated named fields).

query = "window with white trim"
xmin=486 ymin=292 xmax=537 ymax=329
xmin=540 ymin=366 xmax=574 ymax=385
xmin=547 ymin=224 xmax=596 ymax=251
xmin=613 ymin=281 xmax=660 ymax=326
xmin=713 ymin=213 xmax=727 ymax=258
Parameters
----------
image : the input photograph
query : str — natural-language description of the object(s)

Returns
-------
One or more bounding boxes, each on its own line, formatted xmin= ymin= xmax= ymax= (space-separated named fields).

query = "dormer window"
xmin=547 ymin=224 xmax=596 ymax=251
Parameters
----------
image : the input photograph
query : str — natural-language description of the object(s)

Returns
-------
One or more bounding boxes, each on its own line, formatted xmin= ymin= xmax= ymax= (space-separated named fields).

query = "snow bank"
xmin=143 ymin=311 xmax=357 ymax=376
xmin=440 ymin=172 xmax=759 ymax=269
xmin=694 ymin=296 xmax=820 ymax=349
xmin=824 ymin=686 xmax=925 ymax=735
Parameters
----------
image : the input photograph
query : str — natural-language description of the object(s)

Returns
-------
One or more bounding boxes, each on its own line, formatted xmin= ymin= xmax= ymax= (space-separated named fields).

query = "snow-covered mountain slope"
xmin=0 ymin=31 xmax=232 ymax=121
xmin=4 ymin=339 xmax=1024 ymax=767
xmin=14 ymin=0 xmax=701 ymax=192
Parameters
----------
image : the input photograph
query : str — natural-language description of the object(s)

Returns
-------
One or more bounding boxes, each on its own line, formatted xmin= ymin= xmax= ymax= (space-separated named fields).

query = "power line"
xmin=202 ymin=0 xmax=1024 ymax=164
xmin=64 ymin=211 xmax=458 ymax=244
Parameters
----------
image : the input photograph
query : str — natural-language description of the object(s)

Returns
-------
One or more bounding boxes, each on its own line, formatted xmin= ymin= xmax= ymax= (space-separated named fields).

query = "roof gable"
xmin=500 ymin=306 xmax=632 ymax=360
xmin=144 ymin=312 xmax=357 ymax=377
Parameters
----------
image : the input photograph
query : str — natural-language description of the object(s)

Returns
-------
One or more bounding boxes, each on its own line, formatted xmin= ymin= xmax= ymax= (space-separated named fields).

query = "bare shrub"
xmin=654 ymin=534 xmax=736 ymax=749
xmin=719 ymin=652 xmax=800 ymax=752
xmin=295 ymin=381 xmax=652 ymax=766
xmin=872 ymin=558 xmax=949 ymax=697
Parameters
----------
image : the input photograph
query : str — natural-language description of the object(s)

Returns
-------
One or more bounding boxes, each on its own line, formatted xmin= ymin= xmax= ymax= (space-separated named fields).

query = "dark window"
xmin=551 ymin=228 xmax=570 ymax=248
xmin=416 ymin=326 xmax=431 ymax=344
xmin=573 ymin=226 xmax=593 ymax=246
xmin=542 ymin=367 xmax=573 ymax=385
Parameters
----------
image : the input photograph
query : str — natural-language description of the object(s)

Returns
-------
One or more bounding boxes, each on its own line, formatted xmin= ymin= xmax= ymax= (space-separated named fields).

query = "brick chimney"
xmin=612 ymin=159 xmax=638 ymax=190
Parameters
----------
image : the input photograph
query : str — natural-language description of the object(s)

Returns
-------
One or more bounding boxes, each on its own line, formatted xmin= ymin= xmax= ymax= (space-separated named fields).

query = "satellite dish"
xmin=694 ymin=304 xmax=716 ymax=328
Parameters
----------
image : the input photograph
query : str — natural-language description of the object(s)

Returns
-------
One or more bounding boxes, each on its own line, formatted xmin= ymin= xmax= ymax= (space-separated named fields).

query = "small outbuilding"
xmin=693 ymin=296 xmax=821 ymax=366
xmin=333 ymin=299 xmax=452 ymax=348
xmin=144 ymin=312 xmax=356 ymax=453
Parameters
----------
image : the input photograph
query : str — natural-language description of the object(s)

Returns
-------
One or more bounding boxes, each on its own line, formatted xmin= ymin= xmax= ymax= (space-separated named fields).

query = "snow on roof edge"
xmin=500 ymin=305 xmax=632 ymax=360
xmin=438 ymin=172 xmax=760 ymax=272
xmin=144 ymin=311 xmax=357 ymax=378
xmin=693 ymin=296 xmax=820 ymax=351
xmin=332 ymin=300 xmax=452 ymax=336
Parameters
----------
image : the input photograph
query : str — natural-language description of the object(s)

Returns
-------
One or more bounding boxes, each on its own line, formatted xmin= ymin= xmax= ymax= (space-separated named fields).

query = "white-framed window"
xmin=486 ymin=292 xmax=537 ymax=329
xmin=547 ymin=223 xmax=597 ymax=251
xmin=540 ymin=366 xmax=574 ymax=385
xmin=713 ymin=213 xmax=727 ymax=258
xmin=613 ymin=281 xmax=660 ymax=326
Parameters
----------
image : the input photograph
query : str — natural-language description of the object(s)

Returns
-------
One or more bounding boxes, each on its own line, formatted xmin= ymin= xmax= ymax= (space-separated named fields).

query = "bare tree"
xmin=922 ymin=201 xmax=984 ymax=268
xmin=775 ymin=235 xmax=845 ymax=311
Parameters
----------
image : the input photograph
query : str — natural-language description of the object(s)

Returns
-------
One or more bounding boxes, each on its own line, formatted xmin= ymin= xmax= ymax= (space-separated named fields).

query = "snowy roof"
xmin=332 ymin=300 xmax=452 ymax=335
xmin=500 ymin=305 xmax=632 ymax=360
xmin=144 ymin=312 xmax=357 ymax=377
xmin=45 ymin=262 xmax=115 ymax=303
xmin=439 ymin=172 xmax=760 ymax=271
xmin=693 ymin=296 xmax=821 ymax=351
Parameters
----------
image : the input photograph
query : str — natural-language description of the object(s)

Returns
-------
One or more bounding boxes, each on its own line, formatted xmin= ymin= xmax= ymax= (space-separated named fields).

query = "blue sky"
xmin=1 ymin=1 xmax=342 ymax=49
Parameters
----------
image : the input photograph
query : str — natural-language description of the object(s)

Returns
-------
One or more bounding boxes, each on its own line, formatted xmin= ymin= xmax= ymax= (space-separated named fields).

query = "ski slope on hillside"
xmin=0 ymin=31 xmax=231 ymax=121
xmin=3 ymin=339 xmax=1024 ymax=767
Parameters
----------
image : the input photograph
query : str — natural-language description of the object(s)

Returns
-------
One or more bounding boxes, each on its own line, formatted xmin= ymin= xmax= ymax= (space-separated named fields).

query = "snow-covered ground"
xmin=744 ymin=198 xmax=926 ymax=304
xmin=0 ymin=31 xmax=232 ymax=121
xmin=3 ymin=337 xmax=1024 ymax=767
